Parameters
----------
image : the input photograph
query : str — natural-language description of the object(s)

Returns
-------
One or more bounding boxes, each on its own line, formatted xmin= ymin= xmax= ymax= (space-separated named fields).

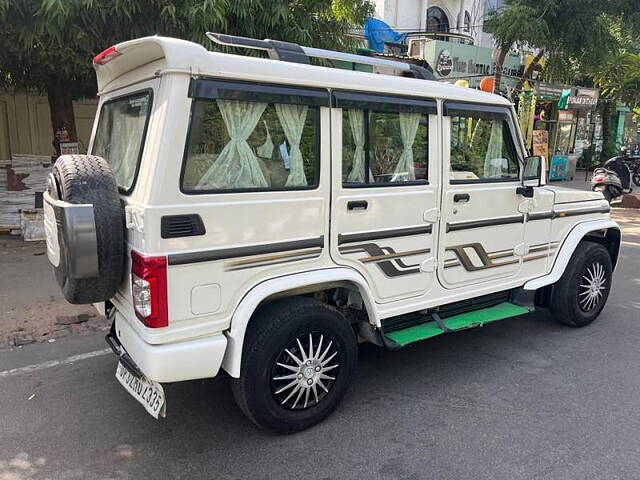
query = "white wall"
xmin=371 ymin=0 xmax=487 ymax=45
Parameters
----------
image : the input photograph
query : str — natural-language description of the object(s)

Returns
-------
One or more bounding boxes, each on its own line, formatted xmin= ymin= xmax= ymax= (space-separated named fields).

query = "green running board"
xmin=384 ymin=302 xmax=530 ymax=347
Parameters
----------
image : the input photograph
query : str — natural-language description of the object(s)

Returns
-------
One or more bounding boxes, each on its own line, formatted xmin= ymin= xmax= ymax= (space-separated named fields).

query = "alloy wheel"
xmin=271 ymin=332 xmax=340 ymax=411
xmin=578 ymin=261 xmax=607 ymax=312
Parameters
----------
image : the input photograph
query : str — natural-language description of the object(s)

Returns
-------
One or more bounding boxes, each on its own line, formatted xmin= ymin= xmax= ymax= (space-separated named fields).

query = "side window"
xmin=342 ymin=109 xmax=428 ymax=185
xmin=450 ymin=114 xmax=519 ymax=182
xmin=182 ymin=99 xmax=319 ymax=192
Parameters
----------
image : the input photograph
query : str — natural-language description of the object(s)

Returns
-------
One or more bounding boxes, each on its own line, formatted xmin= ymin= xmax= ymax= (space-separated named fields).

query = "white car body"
xmin=88 ymin=36 xmax=619 ymax=384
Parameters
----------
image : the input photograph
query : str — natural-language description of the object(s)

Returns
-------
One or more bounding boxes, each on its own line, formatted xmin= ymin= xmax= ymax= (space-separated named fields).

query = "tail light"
xmin=594 ymin=176 xmax=605 ymax=183
xmin=131 ymin=251 xmax=168 ymax=328
xmin=93 ymin=45 xmax=121 ymax=65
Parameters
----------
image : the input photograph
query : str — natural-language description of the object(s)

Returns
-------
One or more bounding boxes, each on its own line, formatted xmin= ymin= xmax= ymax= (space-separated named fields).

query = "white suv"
xmin=43 ymin=34 xmax=620 ymax=432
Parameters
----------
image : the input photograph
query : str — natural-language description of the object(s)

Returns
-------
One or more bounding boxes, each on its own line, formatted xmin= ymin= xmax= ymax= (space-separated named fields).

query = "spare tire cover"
xmin=50 ymin=155 xmax=125 ymax=304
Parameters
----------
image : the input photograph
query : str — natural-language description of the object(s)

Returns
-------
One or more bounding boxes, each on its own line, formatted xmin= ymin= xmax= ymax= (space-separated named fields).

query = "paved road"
xmin=1 ymin=212 xmax=639 ymax=480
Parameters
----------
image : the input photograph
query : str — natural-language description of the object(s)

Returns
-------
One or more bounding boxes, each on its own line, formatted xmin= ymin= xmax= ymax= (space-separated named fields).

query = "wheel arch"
xmin=524 ymin=218 xmax=621 ymax=292
xmin=221 ymin=268 xmax=376 ymax=378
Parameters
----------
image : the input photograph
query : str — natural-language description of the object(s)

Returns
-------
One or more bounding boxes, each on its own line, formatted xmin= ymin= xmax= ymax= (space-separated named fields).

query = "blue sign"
xmin=549 ymin=155 xmax=568 ymax=180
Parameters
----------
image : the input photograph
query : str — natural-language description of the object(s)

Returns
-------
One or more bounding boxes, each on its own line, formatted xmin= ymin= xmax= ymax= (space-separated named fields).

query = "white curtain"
xmin=196 ymin=100 xmax=268 ymax=189
xmin=95 ymin=108 xmax=147 ymax=189
xmin=392 ymin=112 xmax=421 ymax=181
xmin=347 ymin=109 xmax=368 ymax=183
xmin=276 ymin=104 xmax=309 ymax=186
xmin=256 ymin=120 xmax=274 ymax=159
xmin=483 ymin=120 xmax=506 ymax=178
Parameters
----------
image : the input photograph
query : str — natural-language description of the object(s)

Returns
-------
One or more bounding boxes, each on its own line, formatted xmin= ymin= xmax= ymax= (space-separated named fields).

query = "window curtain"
xmin=275 ymin=104 xmax=309 ymax=186
xmin=392 ymin=112 xmax=422 ymax=181
xmin=347 ymin=109 xmax=370 ymax=183
xmin=256 ymin=120 xmax=274 ymax=159
xmin=483 ymin=120 xmax=506 ymax=178
xmin=196 ymin=100 xmax=268 ymax=189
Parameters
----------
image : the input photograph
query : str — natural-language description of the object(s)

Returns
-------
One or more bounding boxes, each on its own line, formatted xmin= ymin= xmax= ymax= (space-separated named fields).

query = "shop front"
xmin=407 ymin=38 xmax=523 ymax=91
xmin=525 ymin=84 xmax=601 ymax=181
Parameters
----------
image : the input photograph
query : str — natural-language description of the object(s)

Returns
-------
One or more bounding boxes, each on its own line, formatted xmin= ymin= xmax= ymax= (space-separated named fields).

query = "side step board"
xmin=384 ymin=302 xmax=530 ymax=348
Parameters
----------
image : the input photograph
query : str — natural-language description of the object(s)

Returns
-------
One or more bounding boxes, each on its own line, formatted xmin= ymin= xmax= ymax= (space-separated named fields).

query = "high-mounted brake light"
xmin=131 ymin=251 xmax=168 ymax=328
xmin=93 ymin=46 xmax=121 ymax=65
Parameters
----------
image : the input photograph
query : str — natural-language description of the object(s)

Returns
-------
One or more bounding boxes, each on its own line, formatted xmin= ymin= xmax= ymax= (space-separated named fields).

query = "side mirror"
xmin=523 ymin=155 xmax=546 ymax=186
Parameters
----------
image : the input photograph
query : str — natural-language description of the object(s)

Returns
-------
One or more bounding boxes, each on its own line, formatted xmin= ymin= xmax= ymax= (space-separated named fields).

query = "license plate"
xmin=116 ymin=361 xmax=166 ymax=419
xmin=595 ymin=185 xmax=606 ymax=191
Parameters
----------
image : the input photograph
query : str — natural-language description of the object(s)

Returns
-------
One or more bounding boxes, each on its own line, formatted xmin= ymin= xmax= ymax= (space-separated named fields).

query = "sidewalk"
xmin=0 ymin=237 xmax=109 ymax=350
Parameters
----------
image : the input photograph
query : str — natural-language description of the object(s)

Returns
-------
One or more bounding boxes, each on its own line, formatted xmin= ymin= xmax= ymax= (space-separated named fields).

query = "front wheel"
xmin=550 ymin=242 xmax=613 ymax=327
xmin=231 ymin=297 xmax=357 ymax=433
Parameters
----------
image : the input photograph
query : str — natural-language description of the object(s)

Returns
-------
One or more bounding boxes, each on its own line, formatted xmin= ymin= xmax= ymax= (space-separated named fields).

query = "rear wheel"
xmin=550 ymin=242 xmax=612 ymax=327
xmin=231 ymin=297 xmax=357 ymax=433
xmin=632 ymin=170 xmax=640 ymax=187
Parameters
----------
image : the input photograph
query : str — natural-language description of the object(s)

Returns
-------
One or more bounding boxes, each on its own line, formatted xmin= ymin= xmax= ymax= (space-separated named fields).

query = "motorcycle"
xmin=591 ymin=156 xmax=633 ymax=203
xmin=625 ymin=154 xmax=640 ymax=187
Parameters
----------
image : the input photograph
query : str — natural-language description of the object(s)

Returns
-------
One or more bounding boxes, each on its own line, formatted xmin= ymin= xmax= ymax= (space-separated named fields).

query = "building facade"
xmin=371 ymin=0 xmax=489 ymax=47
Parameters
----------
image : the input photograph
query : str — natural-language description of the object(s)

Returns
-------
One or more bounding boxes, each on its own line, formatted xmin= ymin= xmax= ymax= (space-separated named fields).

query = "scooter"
xmin=591 ymin=157 xmax=633 ymax=203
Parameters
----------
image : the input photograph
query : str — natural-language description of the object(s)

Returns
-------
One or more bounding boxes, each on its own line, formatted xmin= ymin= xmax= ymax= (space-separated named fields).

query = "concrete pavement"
xmin=0 ymin=211 xmax=638 ymax=480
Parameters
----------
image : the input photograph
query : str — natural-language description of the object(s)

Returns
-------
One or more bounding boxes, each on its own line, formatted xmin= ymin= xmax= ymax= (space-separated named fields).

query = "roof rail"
xmin=206 ymin=32 xmax=436 ymax=81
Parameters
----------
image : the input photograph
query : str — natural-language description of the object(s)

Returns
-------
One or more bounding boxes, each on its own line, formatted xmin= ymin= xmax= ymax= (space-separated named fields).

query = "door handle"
xmin=453 ymin=193 xmax=470 ymax=203
xmin=347 ymin=200 xmax=368 ymax=211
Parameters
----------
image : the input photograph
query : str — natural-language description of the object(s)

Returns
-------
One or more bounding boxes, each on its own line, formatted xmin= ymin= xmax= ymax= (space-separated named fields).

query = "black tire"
xmin=602 ymin=189 xmax=613 ymax=203
xmin=632 ymin=171 xmax=640 ymax=187
xmin=550 ymin=242 xmax=612 ymax=327
xmin=51 ymin=155 xmax=124 ymax=304
xmin=231 ymin=297 xmax=357 ymax=433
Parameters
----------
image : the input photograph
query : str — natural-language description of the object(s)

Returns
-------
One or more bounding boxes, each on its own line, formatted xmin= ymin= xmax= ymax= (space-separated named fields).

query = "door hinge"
xmin=125 ymin=206 xmax=144 ymax=233
xmin=423 ymin=208 xmax=440 ymax=224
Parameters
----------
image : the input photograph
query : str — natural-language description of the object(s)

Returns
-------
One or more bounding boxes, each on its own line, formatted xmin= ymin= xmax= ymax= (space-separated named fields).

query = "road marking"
xmin=0 ymin=348 xmax=111 ymax=379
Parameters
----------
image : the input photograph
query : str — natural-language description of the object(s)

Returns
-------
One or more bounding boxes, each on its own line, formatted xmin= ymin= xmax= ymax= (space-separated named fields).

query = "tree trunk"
xmin=511 ymin=49 xmax=545 ymax=101
xmin=493 ymin=46 xmax=509 ymax=94
xmin=46 ymin=78 xmax=77 ymax=157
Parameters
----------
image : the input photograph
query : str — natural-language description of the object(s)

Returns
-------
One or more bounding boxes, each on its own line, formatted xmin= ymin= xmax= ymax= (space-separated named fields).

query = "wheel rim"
xmin=271 ymin=332 xmax=340 ymax=411
xmin=578 ymin=261 xmax=607 ymax=312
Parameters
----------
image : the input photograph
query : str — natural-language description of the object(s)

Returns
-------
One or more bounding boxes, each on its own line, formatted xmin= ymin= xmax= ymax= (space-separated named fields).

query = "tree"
xmin=484 ymin=0 xmax=640 ymax=98
xmin=0 ymin=0 xmax=372 ymax=155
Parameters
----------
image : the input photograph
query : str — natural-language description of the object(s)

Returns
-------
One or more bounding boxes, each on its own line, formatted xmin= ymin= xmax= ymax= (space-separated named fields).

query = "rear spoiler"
xmin=92 ymin=36 xmax=209 ymax=92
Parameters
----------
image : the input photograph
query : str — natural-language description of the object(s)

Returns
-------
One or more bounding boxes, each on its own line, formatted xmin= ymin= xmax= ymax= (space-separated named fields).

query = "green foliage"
xmin=484 ymin=0 xmax=640 ymax=85
xmin=0 ymin=0 xmax=374 ymax=96
xmin=594 ymin=53 xmax=640 ymax=109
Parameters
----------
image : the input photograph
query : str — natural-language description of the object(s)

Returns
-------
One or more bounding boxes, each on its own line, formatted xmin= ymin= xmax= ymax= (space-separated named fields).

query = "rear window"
xmin=92 ymin=91 xmax=152 ymax=192
xmin=181 ymin=99 xmax=320 ymax=193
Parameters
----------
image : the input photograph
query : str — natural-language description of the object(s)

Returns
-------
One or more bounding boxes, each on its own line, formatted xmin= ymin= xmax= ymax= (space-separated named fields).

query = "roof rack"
xmin=205 ymin=32 xmax=436 ymax=81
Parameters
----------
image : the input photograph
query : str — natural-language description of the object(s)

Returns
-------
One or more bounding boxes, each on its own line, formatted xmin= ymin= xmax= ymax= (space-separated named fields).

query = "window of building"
xmin=450 ymin=114 xmax=519 ymax=182
xmin=342 ymin=109 xmax=429 ymax=186
xmin=426 ymin=7 xmax=450 ymax=33
xmin=182 ymin=99 xmax=319 ymax=192
xmin=463 ymin=11 xmax=471 ymax=32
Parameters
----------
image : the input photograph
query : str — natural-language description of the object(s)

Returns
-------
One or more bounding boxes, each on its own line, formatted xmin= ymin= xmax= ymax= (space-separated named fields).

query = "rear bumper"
xmin=112 ymin=312 xmax=227 ymax=383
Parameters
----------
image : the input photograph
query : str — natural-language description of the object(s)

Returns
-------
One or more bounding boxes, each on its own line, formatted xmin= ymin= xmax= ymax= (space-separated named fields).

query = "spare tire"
xmin=50 ymin=155 xmax=125 ymax=304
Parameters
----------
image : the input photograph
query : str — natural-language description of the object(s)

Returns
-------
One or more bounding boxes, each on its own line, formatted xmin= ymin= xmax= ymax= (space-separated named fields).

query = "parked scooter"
xmin=591 ymin=156 xmax=633 ymax=203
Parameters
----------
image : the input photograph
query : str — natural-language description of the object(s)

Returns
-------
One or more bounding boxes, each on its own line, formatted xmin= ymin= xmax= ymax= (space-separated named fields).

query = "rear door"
xmin=330 ymin=91 xmax=440 ymax=304
xmin=438 ymin=103 xmax=526 ymax=289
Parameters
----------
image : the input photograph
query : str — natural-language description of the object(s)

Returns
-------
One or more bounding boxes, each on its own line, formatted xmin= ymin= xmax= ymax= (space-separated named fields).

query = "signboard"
xmin=558 ymin=110 xmax=575 ymax=123
xmin=532 ymin=130 xmax=549 ymax=158
xmin=536 ymin=83 xmax=567 ymax=99
xmin=418 ymin=40 xmax=523 ymax=90
xmin=549 ymin=155 xmax=569 ymax=181
xmin=60 ymin=142 xmax=80 ymax=155
xmin=567 ymin=96 xmax=598 ymax=109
